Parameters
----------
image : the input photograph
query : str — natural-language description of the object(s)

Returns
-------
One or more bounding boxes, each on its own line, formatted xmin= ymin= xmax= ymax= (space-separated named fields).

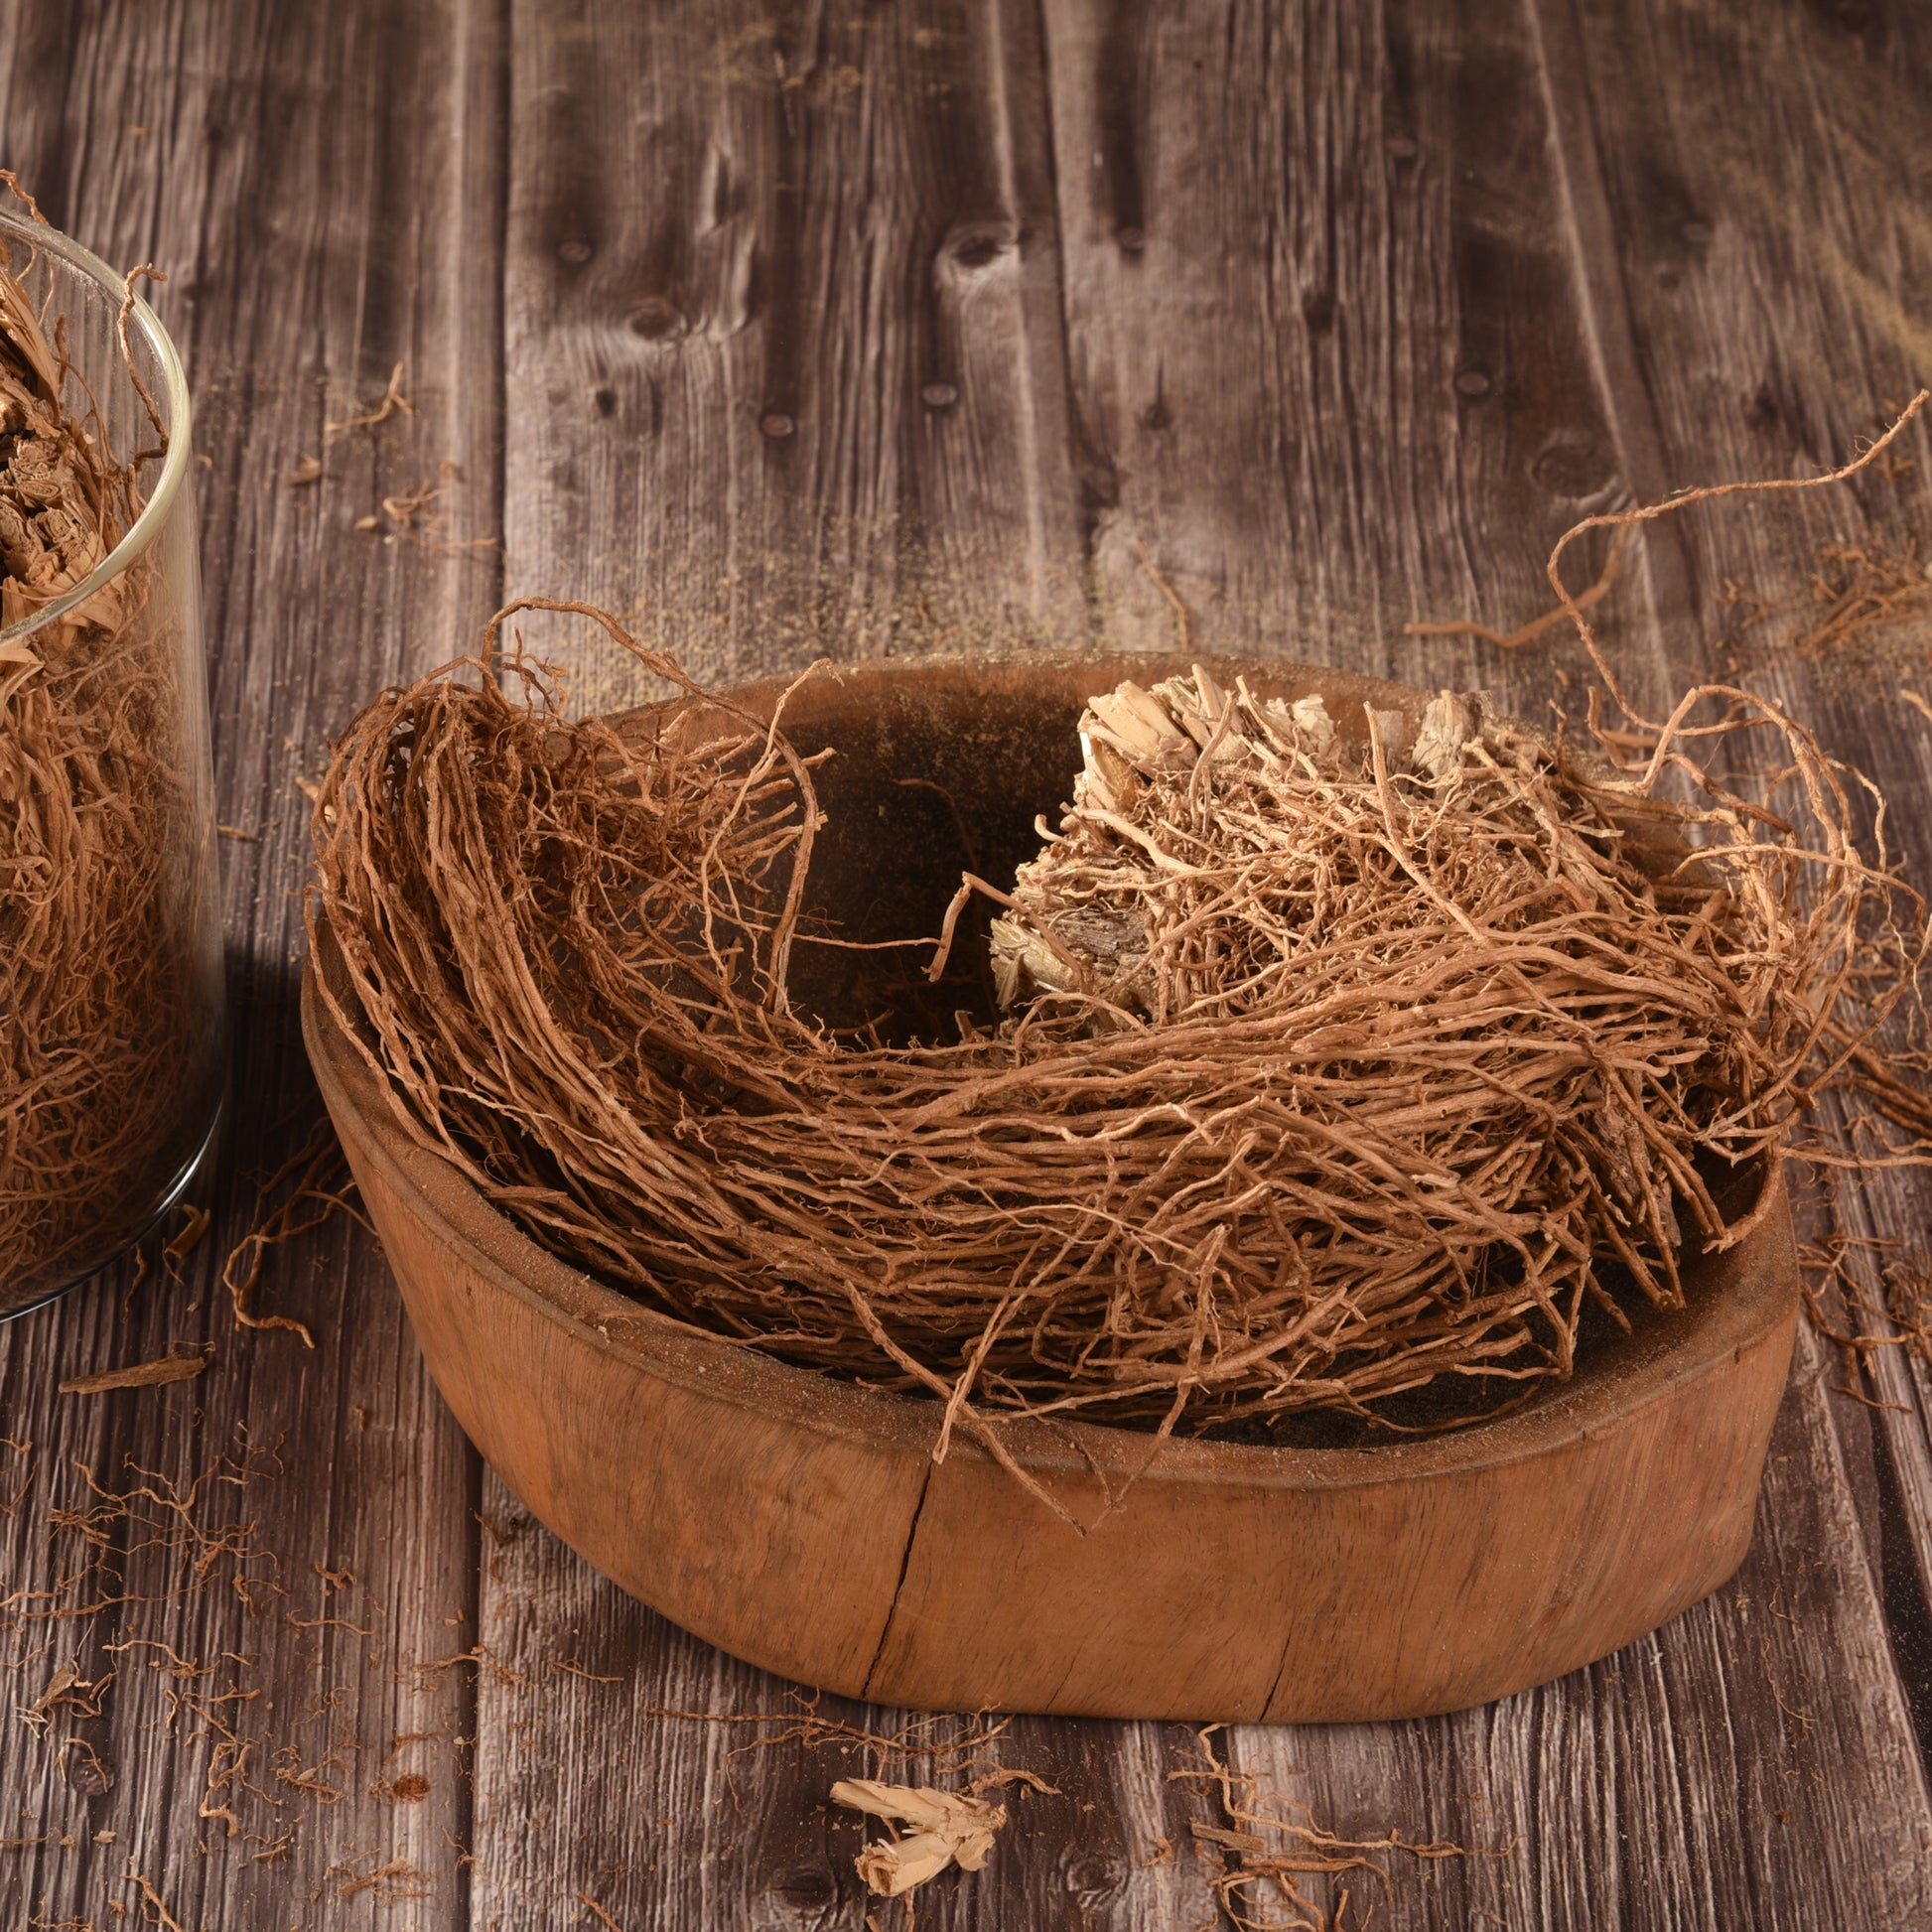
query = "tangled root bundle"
xmin=0 ymin=228 xmax=209 ymax=1311
xmin=312 ymin=597 xmax=1915 ymax=1451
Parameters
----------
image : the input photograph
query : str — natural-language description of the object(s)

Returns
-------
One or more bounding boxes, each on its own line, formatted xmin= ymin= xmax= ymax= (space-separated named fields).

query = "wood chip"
xmin=163 ymin=1202 xmax=211 ymax=1268
xmin=25 ymin=1662 xmax=78 ymax=1725
xmin=831 ymin=1778 xmax=1007 ymax=1896
xmin=60 ymin=1352 xmax=207 ymax=1395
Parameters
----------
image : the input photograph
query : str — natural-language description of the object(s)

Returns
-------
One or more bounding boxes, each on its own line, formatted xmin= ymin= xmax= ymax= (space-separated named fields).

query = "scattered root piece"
xmin=121 ymin=1866 xmax=189 ymax=1932
xmin=219 ymin=1118 xmax=366 ymax=1348
xmin=1133 ymin=535 xmax=1192 ymax=652
xmin=59 ymin=1350 xmax=207 ymax=1396
xmin=289 ymin=362 xmax=416 ymax=490
xmin=407 ymin=1642 xmax=527 ymax=1690
xmin=11 ymin=1441 xmax=283 ymax=1632
xmin=274 ymin=1754 xmax=344 ymax=1803
xmin=324 ymin=360 xmax=413 ymax=442
xmin=1833 ymin=1035 xmax=1932 ymax=1151
xmin=1800 ymin=1229 xmax=1932 ymax=1394
xmin=22 ymin=1658 xmax=113 ymax=1731
xmin=1172 ymin=1728 xmax=1485 ymax=1932
xmin=632 ymin=1696 xmax=1012 ymax=1789
xmin=378 ymin=478 xmax=439 ymax=532
xmin=162 ymin=1203 xmax=210 ymax=1276
xmin=350 ymin=462 xmax=496 ymax=552
xmin=1723 ymin=532 xmax=1932 ymax=678
xmin=1411 ymin=393 xmax=1928 ymax=687
xmin=330 ymin=1853 xmax=433 ymax=1900
xmin=1404 ymin=521 xmax=1631 ymax=650
xmin=551 ymin=1658 xmax=622 ymax=1684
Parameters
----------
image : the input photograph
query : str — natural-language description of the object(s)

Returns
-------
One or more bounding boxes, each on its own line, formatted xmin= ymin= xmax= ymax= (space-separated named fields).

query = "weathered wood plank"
xmin=0 ymin=1 xmax=504 ymax=1926
xmin=1039 ymin=2 xmax=1932 ymax=1928
xmin=1038 ymin=0 xmax=1649 ymax=713
xmin=1219 ymin=1328 xmax=1932 ymax=1929
xmin=474 ymin=8 xmax=1209 ymax=1926
xmin=498 ymin=0 xmax=1087 ymax=718
xmin=6 ymin=3 xmax=1932 ymax=1929
xmin=463 ymin=1469 xmax=1219 ymax=1931
xmin=1551 ymin=0 xmax=1932 ymax=1720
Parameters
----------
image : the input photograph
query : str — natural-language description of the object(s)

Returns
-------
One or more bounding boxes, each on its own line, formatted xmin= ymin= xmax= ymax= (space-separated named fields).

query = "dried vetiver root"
xmin=313 ymin=587 xmax=1915 ymax=1457
xmin=0 ymin=229 xmax=209 ymax=1311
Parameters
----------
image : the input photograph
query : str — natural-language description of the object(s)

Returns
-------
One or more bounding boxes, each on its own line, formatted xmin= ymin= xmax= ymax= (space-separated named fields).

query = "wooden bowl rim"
xmin=304 ymin=650 xmax=1792 ymax=1495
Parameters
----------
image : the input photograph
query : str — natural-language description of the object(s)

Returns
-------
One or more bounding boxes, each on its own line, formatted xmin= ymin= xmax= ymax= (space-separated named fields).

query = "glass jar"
xmin=0 ymin=210 xmax=222 ymax=1318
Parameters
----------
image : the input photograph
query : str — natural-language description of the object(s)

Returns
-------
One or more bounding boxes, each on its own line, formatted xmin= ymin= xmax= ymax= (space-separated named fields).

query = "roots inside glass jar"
xmin=0 ymin=240 xmax=218 ymax=1311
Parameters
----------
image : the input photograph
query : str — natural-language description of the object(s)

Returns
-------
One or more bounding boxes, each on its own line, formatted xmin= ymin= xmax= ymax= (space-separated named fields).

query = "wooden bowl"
xmin=303 ymin=653 xmax=1799 ymax=1723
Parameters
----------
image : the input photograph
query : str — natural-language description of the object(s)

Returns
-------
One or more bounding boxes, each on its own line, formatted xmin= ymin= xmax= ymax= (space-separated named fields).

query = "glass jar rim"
xmin=0 ymin=208 xmax=194 ymax=649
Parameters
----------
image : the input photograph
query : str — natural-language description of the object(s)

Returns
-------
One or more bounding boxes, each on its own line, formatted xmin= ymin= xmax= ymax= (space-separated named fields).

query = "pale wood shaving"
xmin=832 ymin=1778 xmax=1008 ymax=1896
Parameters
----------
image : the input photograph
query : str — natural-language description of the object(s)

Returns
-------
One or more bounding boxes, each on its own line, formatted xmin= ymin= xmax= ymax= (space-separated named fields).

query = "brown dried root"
xmin=2 ymin=1443 xmax=281 ymax=1637
xmin=328 ymin=1853 xmax=433 ymax=1901
xmin=218 ymin=1117 xmax=368 ymax=1348
xmin=1800 ymin=1229 xmax=1932 ymax=1396
xmin=121 ymin=1867 xmax=189 ymax=1932
xmin=290 ymin=360 xmax=415 ymax=483
xmin=1402 ymin=521 xmax=1631 ymax=650
xmin=324 ymin=360 xmax=412 ymax=442
xmin=0 ymin=218 xmax=213 ymax=1311
xmin=1721 ymin=532 xmax=1932 ymax=677
xmin=313 ymin=581 xmax=1915 ymax=1445
xmin=22 ymin=1657 xmax=114 ymax=1732
xmin=938 ymin=652 xmax=1914 ymax=1425
xmin=1173 ymin=1727 xmax=1480 ymax=1932
xmin=629 ymin=1695 xmax=1015 ymax=1803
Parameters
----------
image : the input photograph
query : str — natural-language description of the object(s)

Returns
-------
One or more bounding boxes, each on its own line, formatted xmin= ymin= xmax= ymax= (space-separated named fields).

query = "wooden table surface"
xmin=5 ymin=3 xmax=1932 ymax=1927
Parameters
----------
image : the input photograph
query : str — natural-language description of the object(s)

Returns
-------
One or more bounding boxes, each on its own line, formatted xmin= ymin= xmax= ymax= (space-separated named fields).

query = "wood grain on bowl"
xmin=303 ymin=655 xmax=1800 ymax=1723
